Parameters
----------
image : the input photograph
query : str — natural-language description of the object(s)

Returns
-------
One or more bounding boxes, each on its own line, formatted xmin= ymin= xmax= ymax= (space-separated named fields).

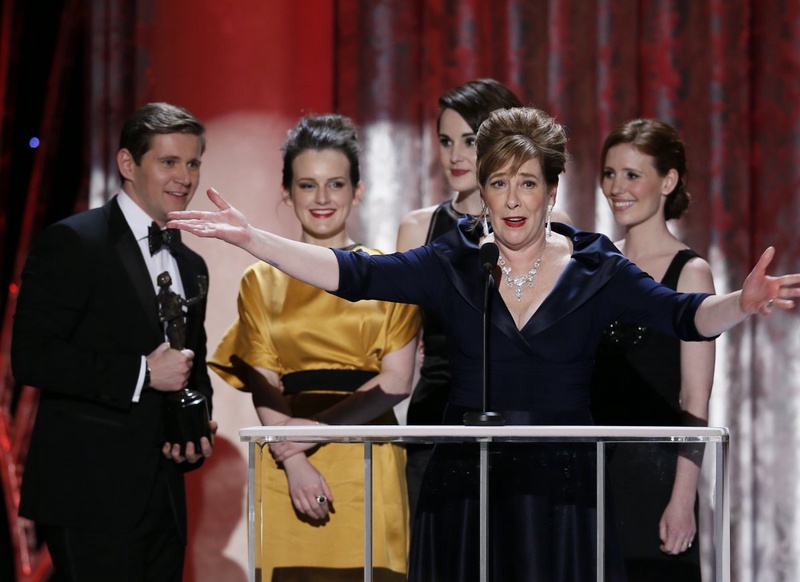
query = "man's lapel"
xmin=107 ymin=197 xmax=162 ymax=342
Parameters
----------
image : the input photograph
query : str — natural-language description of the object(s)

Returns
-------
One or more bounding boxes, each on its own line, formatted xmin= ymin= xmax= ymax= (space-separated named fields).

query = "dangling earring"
xmin=546 ymin=204 xmax=553 ymax=239
xmin=482 ymin=206 xmax=490 ymax=238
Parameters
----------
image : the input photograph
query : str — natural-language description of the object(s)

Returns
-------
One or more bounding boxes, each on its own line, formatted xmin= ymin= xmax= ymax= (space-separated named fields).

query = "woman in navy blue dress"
xmin=396 ymin=80 xmax=573 ymax=530
xmin=396 ymin=79 xmax=523 ymax=527
xmin=170 ymin=107 xmax=800 ymax=581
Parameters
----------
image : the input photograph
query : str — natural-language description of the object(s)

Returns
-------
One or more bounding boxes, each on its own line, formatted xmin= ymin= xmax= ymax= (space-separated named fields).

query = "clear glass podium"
xmin=240 ymin=425 xmax=729 ymax=582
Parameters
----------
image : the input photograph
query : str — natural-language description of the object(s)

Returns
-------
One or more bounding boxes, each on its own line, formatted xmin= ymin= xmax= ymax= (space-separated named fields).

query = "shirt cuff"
xmin=133 ymin=356 xmax=147 ymax=402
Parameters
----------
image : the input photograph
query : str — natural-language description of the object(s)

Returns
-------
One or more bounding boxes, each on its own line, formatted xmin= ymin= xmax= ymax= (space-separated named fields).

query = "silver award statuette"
xmin=156 ymin=271 xmax=211 ymax=455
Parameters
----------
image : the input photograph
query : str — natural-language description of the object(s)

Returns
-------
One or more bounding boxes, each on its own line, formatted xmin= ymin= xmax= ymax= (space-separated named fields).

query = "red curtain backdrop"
xmin=1 ymin=1 xmax=799 ymax=580
xmin=152 ymin=2 xmax=800 ymax=579
xmin=332 ymin=4 xmax=800 ymax=581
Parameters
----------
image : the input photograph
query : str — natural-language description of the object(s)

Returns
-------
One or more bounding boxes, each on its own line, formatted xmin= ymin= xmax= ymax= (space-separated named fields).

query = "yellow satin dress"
xmin=210 ymin=246 xmax=420 ymax=581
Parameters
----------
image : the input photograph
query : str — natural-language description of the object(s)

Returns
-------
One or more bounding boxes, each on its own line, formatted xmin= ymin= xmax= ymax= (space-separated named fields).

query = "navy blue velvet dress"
xmin=405 ymin=200 xmax=473 ymax=528
xmin=332 ymin=221 xmax=712 ymax=582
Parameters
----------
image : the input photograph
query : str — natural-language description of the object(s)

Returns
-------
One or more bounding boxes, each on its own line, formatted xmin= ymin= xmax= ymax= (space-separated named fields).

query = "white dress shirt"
xmin=117 ymin=191 xmax=187 ymax=402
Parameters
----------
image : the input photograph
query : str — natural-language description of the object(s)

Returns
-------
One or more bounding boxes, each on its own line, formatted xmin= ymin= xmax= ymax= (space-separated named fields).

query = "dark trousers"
xmin=42 ymin=468 xmax=184 ymax=582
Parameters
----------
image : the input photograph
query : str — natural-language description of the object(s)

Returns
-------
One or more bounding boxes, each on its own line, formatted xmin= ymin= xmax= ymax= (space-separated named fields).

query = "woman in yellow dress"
xmin=209 ymin=114 xmax=420 ymax=581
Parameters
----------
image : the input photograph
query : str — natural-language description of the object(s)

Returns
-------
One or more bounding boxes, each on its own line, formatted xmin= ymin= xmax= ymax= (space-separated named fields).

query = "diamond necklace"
xmin=498 ymin=241 xmax=546 ymax=302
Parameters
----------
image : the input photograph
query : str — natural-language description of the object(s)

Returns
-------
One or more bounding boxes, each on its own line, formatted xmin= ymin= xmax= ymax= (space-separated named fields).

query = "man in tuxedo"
xmin=11 ymin=102 xmax=216 ymax=581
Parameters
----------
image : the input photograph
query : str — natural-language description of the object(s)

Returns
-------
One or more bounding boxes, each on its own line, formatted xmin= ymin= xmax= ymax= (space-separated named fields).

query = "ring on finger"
xmin=316 ymin=494 xmax=327 ymax=504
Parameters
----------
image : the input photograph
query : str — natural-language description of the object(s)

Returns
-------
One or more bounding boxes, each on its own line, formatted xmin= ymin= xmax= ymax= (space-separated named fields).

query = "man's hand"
xmin=146 ymin=342 xmax=194 ymax=392
xmin=162 ymin=419 xmax=218 ymax=463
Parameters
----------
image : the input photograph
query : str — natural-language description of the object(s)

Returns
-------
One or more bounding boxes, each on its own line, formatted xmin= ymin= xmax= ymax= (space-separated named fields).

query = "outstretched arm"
xmin=694 ymin=246 xmax=800 ymax=337
xmin=168 ymin=188 xmax=341 ymax=291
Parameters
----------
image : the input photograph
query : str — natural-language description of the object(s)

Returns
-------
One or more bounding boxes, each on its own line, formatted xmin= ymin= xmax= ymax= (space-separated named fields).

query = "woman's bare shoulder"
xmin=396 ymin=205 xmax=439 ymax=251
xmin=678 ymin=253 xmax=716 ymax=293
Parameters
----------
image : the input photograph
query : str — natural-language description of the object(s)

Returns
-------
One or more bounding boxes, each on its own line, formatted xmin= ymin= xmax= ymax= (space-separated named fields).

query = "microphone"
xmin=479 ymin=242 xmax=499 ymax=272
xmin=464 ymin=243 xmax=505 ymax=426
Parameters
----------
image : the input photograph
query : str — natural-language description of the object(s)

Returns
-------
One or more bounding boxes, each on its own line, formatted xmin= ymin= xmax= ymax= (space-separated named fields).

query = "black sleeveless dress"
xmin=590 ymin=249 xmax=703 ymax=582
xmin=405 ymin=200 xmax=470 ymax=524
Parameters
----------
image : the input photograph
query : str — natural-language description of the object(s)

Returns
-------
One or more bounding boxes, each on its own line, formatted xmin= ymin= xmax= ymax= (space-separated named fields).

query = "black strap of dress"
xmin=661 ymin=249 xmax=700 ymax=289
xmin=281 ymin=369 xmax=378 ymax=395
xmin=425 ymin=200 xmax=464 ymax=243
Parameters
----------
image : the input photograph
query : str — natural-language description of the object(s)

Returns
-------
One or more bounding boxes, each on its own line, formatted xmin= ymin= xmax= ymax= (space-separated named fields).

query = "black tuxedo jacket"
xmin=12 ymin=196 xmax=212 ymax=536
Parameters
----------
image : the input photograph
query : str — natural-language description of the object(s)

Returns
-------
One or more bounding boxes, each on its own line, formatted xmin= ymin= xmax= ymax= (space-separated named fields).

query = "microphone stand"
xmin=462 ymin=243 xmax=503 ymax=580
xmin=464 ymin=244 xmax=505 ymax=426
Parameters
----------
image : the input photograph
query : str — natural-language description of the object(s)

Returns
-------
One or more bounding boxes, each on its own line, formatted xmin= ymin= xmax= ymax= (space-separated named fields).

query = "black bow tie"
xmin=148 ymin=222 xmax=181 ymax=255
